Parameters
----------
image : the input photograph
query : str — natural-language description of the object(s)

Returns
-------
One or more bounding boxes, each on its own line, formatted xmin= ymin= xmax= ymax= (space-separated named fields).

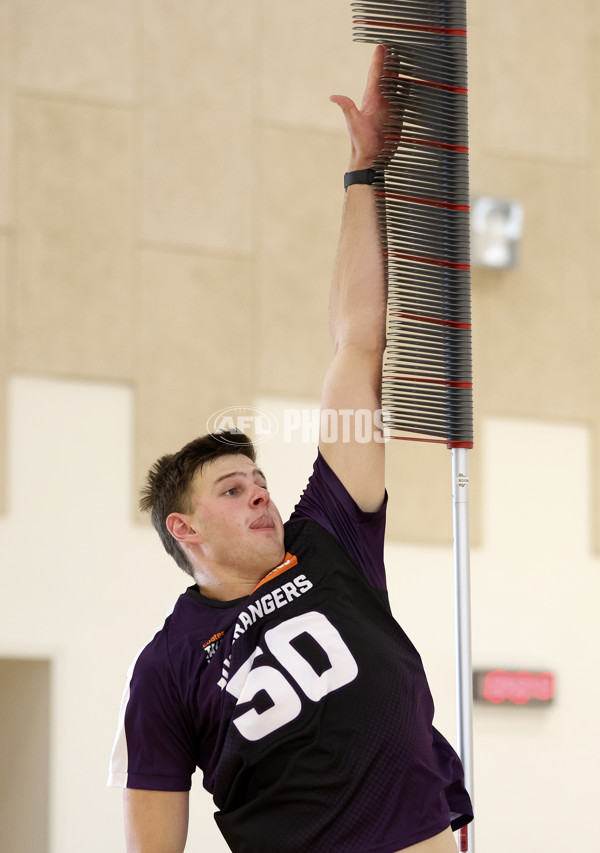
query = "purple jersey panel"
xmin=289 ymin=450 xmax=388 ymax=589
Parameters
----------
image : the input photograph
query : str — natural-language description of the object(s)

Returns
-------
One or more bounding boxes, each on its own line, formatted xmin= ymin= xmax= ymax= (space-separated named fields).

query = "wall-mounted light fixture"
xmin=471 ymin=196 xmax=524 ymax=269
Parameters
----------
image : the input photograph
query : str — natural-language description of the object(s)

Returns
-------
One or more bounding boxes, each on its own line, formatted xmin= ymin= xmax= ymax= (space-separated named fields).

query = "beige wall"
xmin=1 ymin=0 xmax=599 ymax=551
xmin=0 ymin=0 xmax=599 ymax=850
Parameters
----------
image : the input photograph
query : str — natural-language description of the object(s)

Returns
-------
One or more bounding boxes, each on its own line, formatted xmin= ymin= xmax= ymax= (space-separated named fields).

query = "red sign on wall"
xmin=473 ymin=669 xmax=555 ymax=705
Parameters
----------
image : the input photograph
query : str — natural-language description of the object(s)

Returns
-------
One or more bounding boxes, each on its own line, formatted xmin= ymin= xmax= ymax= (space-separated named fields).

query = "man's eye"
xmin=224 ymin=487 xmax=239 ymax=496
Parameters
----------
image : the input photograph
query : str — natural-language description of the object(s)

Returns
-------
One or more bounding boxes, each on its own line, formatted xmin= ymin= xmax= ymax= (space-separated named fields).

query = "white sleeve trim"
xmin=107 ymin=770 xmax=128 ymax=788
xmin=106 ymin=606 xmax=177 ymax=789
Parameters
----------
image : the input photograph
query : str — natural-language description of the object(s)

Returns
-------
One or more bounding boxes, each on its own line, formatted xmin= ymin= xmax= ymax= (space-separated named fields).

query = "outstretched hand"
xmin=330 ymin=44 xmax=395 ymax=172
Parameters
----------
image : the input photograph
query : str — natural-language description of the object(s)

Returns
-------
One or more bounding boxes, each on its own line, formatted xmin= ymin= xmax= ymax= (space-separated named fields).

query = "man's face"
xmin=187 ymin=453 xmax=285 ymax=587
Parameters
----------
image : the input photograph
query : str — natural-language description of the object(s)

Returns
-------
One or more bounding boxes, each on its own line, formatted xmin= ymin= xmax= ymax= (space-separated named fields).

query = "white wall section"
xmin=0 ymin=378 xmax=597 ymax=851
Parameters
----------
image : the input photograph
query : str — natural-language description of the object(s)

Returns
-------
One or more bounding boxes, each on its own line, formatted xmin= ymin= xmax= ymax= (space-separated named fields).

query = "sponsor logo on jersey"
xmin=203 ymin=630 xmax=225 ymax=662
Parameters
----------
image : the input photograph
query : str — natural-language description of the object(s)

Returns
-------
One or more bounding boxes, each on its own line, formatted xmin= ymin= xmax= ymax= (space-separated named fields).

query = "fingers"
xmin=366 ymin=44 xmax=385 ymax=91
xmin=331 ymin=43 xmax=385 ymax=116
xmin=330 ymin=46 xmax=388 ymax=165
xmin=329 ymin=95 xmax=362 ymax=134
xmin=361 ymin=44 xmax=385 ymax=109
xmin=329 ymin=94 xmax=358 ymax=115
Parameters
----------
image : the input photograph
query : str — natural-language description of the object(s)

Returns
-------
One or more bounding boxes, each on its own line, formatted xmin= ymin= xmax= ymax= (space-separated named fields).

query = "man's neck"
xmin=192 ymin=550 xmax=288 ymax=602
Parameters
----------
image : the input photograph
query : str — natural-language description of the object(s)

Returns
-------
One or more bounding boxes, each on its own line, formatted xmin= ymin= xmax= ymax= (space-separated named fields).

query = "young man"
xmin=108 ymin=47 xmax=473 ymax=852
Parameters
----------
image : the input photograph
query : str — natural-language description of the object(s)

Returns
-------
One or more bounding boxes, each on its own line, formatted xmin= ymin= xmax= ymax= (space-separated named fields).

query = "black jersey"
xmin=109 ymin=453 xmax=473 ymax=852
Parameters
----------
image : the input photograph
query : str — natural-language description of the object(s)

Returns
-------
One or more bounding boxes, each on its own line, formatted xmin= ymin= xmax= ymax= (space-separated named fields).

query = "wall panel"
xmin=0 ymin=0 xmax=13 ymax=227
xmin=484 ymin=0 xmax=588 ymax=163
xmin=17 ymin=0 xmax=135 ymax=102
xmin=14 ymin=96 xmax=135 ymax=379
xmin=0 ymin=233 xmax=7 ymax=514
xmin=0 ymin=659 xmax=50 ymax=853
xmin=260 ymin=0 xmax=372 ymax=131
xmin=258 ymin=125 xmax=347 ymax=398
xmin=141 ymin=0 xmax=254 ymax=252
xmin=135 ymin=247 xmax=256 ymax=505
xmin=471 ymin=157 xmax=591 ymax=422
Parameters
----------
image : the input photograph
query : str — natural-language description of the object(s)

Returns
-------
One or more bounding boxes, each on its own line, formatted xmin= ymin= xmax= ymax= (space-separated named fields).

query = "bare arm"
xmin=124 ymin=789 xmax=189 ymax=853
xmin=320 ymin=46 xmax=390 ymax=512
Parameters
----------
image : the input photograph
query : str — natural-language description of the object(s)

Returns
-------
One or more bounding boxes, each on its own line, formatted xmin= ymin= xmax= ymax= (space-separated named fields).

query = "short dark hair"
xmin=139 ymin=431 xmax=257 ymax=576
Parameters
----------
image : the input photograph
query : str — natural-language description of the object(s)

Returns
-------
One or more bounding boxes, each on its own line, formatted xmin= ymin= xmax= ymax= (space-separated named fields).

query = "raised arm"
xmin=124 ymin=789 xmax=189 ymax=853
xmin=320 ymin=45 xmax=390 ymax=512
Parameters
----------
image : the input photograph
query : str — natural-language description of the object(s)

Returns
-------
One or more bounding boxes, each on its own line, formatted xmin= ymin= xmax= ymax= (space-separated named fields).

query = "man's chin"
xmin=265 ymin=542 xmax=286 ymax=569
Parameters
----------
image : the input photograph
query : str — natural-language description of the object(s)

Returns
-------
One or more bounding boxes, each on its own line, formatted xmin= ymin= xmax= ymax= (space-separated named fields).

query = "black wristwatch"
xmin=344 ymin=168 xmax=377 ymax=190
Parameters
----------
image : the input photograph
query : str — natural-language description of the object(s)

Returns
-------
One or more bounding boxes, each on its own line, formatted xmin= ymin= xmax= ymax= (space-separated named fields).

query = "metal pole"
xmin=452 ymin=447 xmax=474 ymax=852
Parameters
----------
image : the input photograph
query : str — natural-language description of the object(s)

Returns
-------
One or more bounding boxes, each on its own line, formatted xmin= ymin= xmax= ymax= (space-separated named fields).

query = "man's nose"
xmin=250 ymin=485 xmax=270 ymax=506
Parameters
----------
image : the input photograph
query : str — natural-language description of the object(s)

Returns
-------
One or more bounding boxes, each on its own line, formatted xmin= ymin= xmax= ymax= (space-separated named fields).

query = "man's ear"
xmin=166 ymin=512 xmax=203 ymax=545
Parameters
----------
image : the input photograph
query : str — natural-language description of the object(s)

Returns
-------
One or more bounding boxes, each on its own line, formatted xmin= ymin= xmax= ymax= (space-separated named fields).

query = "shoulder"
xmin=287 ymin=453 xmax=388 ymax=589
xmin=130 ymin=593 xmax=207 ymax=691
xmin=128 ymin=614 xmax=175 ymax=701
xmin=291 ymin=451 xmax=387 ymax=525
xmin=283 ymin=516 xmax=338 ymax=555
